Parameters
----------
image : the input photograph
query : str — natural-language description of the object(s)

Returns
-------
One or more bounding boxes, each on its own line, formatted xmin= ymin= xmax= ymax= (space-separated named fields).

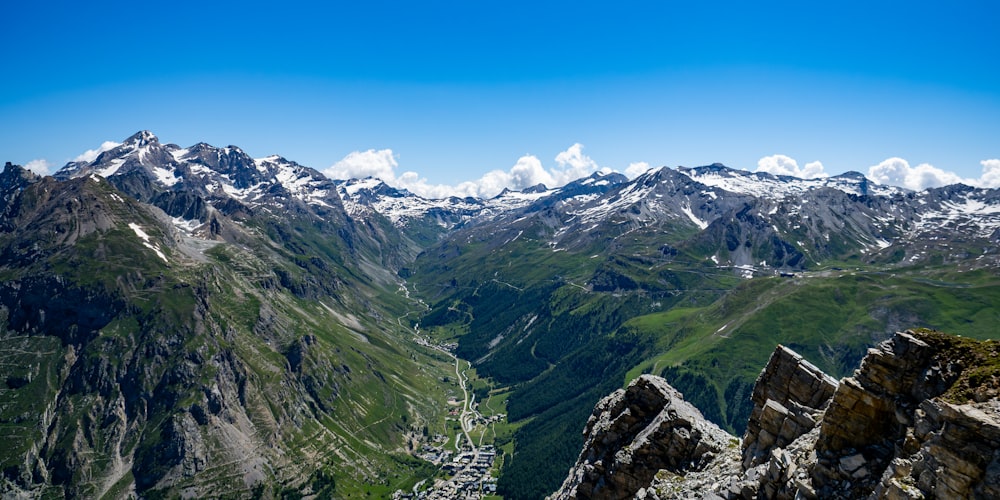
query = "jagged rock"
xmin=552 ymin=330 xmax=1000 ymax=500
xmin=742 ymin=345 xmax=838 ymax=469
xmin=873 ymin=399 xmax=1000 ymax=498
xmin=550 ymin=375 xmax=734 ymax=500
xmin=812 ymin=331 xmax=944 ymax=496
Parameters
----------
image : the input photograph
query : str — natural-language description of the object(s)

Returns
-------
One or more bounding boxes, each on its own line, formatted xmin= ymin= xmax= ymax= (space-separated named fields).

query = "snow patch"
xmin=505 ymin=230 xmax=524 ymax=245
xmin=97 ymin=158 xmax=125 ymax=177
xmin=128 ymin=223 xmax=168 ymax=263
xmin=680 ymin=205 xmax=708 ymax=229
xmin=170 ymin=148 xmax=190 ymax=161
xmin=129 ymin=223 xmax=151 ymax=242
xmin=679 ymin=166 xmax=904 ymax=199
xmin=171 ymin=217 xmax=203 ymax=235
xmin=152 ymin=165 xmax=180 ymax=187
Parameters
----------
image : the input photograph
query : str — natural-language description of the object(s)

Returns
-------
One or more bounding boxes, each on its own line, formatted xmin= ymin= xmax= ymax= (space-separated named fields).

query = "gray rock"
xmin=550 ymin=375 xmax=733 ymax=500
xmin=551 ymin=330 xmax=1000 ymax=500
xmin=742 ymin=345 xmax=838 ymax=469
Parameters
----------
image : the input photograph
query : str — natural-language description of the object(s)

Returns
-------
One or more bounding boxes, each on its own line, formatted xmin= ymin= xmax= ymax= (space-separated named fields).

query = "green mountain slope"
xmin=5 ymin=144 xmax=1000 ymax=500
xmin=409 ymin=185 xmax=1000 ymax=499
xmin=0 ymin=164 xmax=453 ymax=498
xmin=411 ymin=220 xmax=742 ymax=498
xmin=623 ymin=266 xmax=1000 ymax=433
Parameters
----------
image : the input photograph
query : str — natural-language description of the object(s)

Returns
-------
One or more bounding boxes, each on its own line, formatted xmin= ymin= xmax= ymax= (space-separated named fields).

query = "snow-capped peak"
xmin=123 ymin=130 xmax=158 ymax=148
xmin=677 ymin=164 xmax=905 ymax=199
xmin=53 ymin=131 xmax=342 ymax=213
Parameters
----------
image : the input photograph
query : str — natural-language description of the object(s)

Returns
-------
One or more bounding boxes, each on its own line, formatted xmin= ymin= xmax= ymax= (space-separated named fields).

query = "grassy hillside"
xmin=411 ymin=212 xmax=1000 ymax=499
xmin=0 ymin=170 xmax=456 ymax=497
xmin=623 ymin=266 xmax=1000 ymax=433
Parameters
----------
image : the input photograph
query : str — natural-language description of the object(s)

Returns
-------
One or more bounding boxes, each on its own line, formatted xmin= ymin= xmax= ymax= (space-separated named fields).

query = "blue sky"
xmin=2 ymin=1 xmax=998 ymax=196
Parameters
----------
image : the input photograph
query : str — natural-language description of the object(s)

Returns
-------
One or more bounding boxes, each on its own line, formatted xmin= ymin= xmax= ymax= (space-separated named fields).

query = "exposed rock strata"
xmin=551 ymin=375 xmax=735 ymax=500
xmin=551 ymin=330 xmax=1000 ymax=499
xmin=742 ymin=345 xmax=839 ymax=469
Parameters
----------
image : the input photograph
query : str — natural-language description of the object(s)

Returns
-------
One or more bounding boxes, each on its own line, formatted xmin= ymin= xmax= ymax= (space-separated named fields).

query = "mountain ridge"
xmin=1 ymin=149 xmax=456 ymax=497
xmin=49 ymin=132 xmax=1000 ymax=269
xmin=4 ymin=131 xmax=1000 ymax=498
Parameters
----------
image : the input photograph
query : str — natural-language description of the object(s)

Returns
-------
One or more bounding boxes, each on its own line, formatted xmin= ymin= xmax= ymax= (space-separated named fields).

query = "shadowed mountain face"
xmin=0 ymin=153 xmax=452 ymax=497
xmin=3 ymin=131 xmax=1000 ymax=498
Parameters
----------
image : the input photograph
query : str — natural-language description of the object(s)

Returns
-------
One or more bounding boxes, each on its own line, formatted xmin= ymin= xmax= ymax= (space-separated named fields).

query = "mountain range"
xmin=2 ymin=131 xmax=999 ymax=498
xmin=51 ymin=131 xmax=1000 ymax=274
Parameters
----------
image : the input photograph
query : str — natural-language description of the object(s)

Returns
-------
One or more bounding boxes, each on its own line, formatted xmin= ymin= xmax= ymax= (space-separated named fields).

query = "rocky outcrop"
xmin=742 ymin=345 xmax=839 ymax=469
xmin=811 ymin=330 xmax=1000 ymax=499
xmin=551 ymin=375 xmax=735 ymax=500
xmin=875 ymin=399 xmax=1000 ymax=498
xmin=552 ymin=330 xmax=1000 ymax=499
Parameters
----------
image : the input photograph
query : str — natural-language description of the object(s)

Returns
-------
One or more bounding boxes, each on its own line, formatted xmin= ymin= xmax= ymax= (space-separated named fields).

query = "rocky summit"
xmin=552 ymin=329 xmax=1000 ymax=499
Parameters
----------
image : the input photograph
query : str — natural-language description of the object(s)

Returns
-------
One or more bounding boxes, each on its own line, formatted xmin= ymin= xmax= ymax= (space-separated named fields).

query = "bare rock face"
xmin=817 ymin=332 xmax=934 ymax=453
xmin=552 ymin=330 xmax=1000 ymax=500
xmin=742 ymin=345 xmax=839 ymax=469
xmin=875 ymin=399 xmax=1000 ymax=498
xmin=550 ymin=375 xmax=734 ymax=500
xmin=810 ymin=330 xmax=1000 ymax=498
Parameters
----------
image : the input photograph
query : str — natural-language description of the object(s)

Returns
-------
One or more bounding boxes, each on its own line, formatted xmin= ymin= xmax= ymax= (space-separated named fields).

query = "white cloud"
xmin=802 ymin=161 xmax=826 ymax=178
xmin=867 ymin=158 xmax=965 ymax=191
xmin=755 ymin=154 xmax=828 ymax=179
xmin=509 ymin=155 xmax=556 ymax=189
xmin=24 ymin=158 xmax=53 ymax=175
xmin=403 ymin=155 xmax=558 ymax=199
xmin=326 ymin=143 xmax=607 ymax=199
xmin=866 ymin=157 xmax=1000 ymax=190
xmin=979 ymin=159 xmax=1000 ymax=188
xmin=326 ymin=148 xmax=1000 ymax=197
xmin=324 ymin=149 xmax=398 ymax=181
xmin=553 ymin=143 xmax=602 ymax=185
xmin=73 ymin=141 xmax=120 ymax=163
xmin=401 ymin=174 xmax=475 ymax=199
xmin=625 ymin=161 xmax=652 ymax=179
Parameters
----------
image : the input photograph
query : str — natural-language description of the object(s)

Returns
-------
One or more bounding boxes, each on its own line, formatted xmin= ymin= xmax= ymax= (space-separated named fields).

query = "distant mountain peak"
xmin=1 ymin=162 xmax=41 ymax=196
xmin=46 ymin=132 xmax=349 ymax=225
xmin=831 ymin=170 xmax=867 ymax=181
xmin=2 ymin=161 xmax=37 ymax=179
xmin=124 ymin=130 xmax=159 ymax=148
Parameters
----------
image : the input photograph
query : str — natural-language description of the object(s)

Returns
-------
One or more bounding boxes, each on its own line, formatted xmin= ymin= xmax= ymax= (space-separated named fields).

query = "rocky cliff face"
xmin=551 ymin=329 xmax=1000 ymax=499
xmin=551 ymin=376 xmax=736 ymax=500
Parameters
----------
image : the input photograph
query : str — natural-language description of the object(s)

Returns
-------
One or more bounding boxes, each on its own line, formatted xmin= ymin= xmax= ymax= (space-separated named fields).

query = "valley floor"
xmin=396 ymin=337 xmax=504 ymax=499
xmin=390 ymin=283 xmax=506 ymax=499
